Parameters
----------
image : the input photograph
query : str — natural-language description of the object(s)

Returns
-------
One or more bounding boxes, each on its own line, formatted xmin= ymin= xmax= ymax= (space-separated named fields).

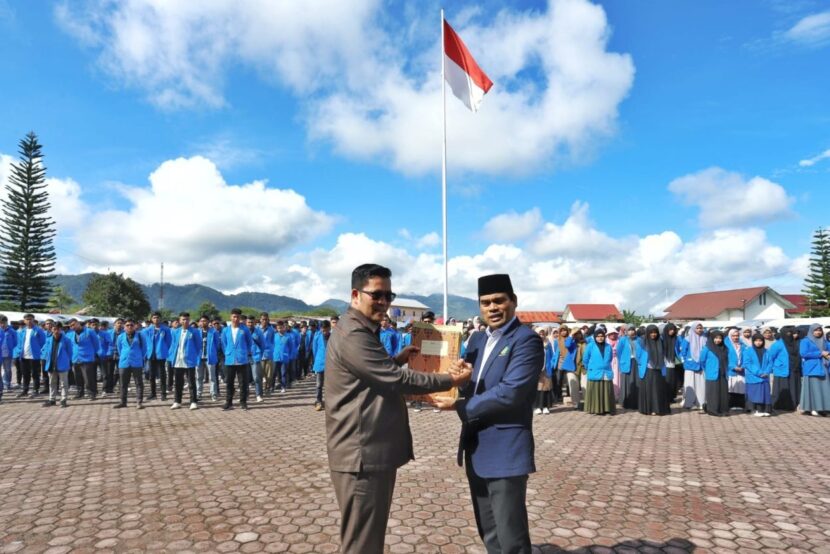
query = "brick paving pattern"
xmin=1 ymin=378 xmax=829 ymax=553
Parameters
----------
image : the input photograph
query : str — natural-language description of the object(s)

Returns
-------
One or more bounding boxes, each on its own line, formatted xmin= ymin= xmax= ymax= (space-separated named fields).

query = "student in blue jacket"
xmin=533 ymin=328 xmax=555 ymax=415
xmin=552 ymin=325 xmax=579 ymax=409
xmin=311 ymin=320 xmax=331 ymax=411
xmin=725 ymin=328 xmax=748 ymax=411
xmin=167 ymin=312 xmax=203 ymax=410
xmin=114 ymin=319 xmax=147 ymax=409
xmin=273 ymin=320 xmax=292 ymax=393
xmin=42 ymin=322 xmax=74 ymax=408
xmin=17 ymin=313 xmax=46 ymax=398
xmin=744 ymin=332 xmax=772 ymax=416
xmin=246 ymin=316 xmax=266 ymax=403
xmin=583 ymin=328 xmax=615 ymax=415
xmin=799 ymin=323 xmax=830 ymax=416
xmin=0 ymin=315 xmax=17 ymax=395
xmin=637 ymin=325 xmax=670 ymax=415
xmin=769 ymin=325 xmax=801 ymax=412
xmin=699 ymin=330 xmax=729 ymax=416
xmin=679 ymin=321 xmax=707 ymax=410
xmin=144 ymin=312 xmax=172 ymax=402
xmin=68 ymin=319 xmax=101 ymax=400
xmin=616 ymin=326 xmax=640 ymax=409
xmin=195 ymin=315 xmax=220 ymax=402
xmin=97 ymin=321 xmax=115 ymax=396
xmin=379 ymin=315 xmax=399 ymax=358
xmin=220 ymin=308 xmax=254 ymax=411
xmin=258 ymin=313 xmax=275 ymax=395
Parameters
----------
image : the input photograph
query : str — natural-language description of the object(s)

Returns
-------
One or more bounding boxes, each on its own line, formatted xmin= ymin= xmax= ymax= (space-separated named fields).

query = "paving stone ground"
xmin=1 ymin=378 xmax=829 ymax=553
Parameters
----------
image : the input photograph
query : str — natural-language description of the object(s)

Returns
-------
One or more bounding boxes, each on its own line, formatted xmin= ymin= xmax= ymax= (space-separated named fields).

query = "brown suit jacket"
xmin=325 ymin=307 xmax=453 ymax=473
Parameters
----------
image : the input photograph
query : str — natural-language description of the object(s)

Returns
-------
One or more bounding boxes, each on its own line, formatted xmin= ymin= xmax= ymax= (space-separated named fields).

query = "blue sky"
xmin=0 ymin=0 xmax=827 ymax=313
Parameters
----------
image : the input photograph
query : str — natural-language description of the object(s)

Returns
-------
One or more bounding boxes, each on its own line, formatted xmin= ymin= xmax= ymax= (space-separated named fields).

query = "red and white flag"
xmin=443 ymin=19 xmax=493 ymax=112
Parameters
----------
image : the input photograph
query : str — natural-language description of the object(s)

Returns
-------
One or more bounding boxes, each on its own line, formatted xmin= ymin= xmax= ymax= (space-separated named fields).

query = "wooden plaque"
xmin=407 ymin=322 xmax=462 ymax=408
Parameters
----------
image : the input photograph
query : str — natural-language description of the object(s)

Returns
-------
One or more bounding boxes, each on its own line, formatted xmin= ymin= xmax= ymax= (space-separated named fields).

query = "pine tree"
xmin=0 ymin=132 xmax=56 ymax=310
xmin=802 ymin=227 xmax=830 ymax=317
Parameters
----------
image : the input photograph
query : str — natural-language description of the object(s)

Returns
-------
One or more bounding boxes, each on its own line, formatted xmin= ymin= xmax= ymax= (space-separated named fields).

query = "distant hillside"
xmin=53 ymin=274 xmax=479 ymax=318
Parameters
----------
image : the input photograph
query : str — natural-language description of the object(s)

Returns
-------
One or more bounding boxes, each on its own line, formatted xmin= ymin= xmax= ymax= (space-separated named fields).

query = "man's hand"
xmin=448 ymin=359 xmax=473 ymax=386
xmin=433 ymin=396 xmax=457 ymax=410
xmin=394 ymin=345 xmax=419 ymax=366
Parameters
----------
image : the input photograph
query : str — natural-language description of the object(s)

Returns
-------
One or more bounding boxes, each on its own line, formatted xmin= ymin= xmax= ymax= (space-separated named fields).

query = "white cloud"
xmin=56 ymin=0 xmax=634 ymax=175
xmin=784 ymin=10 xmax=830 ymax=46
xmin=668 ymin=167 xmax=795 ymax=227
xmin=799 ymin=148 xmax=830 ymax=167
xmin=483 ymin=208 xmax=543 ymax=242
xmin=416 ymin=232 xmax=441 ymax=250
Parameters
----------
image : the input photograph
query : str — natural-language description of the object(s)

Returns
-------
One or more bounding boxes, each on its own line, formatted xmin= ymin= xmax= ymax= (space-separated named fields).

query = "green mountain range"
xmin=52 ymin=274 xmax=480 ymax=319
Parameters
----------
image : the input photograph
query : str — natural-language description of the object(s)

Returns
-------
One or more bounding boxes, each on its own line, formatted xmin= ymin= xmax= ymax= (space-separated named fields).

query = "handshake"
xmin=448 ymin=358 xmax=473 ymax=386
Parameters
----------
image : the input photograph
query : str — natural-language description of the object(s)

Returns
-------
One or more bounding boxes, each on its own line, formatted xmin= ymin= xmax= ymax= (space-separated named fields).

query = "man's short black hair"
xmin=331 ymin=315 xmax=339 ymax=322
xmin=230 ymin=308 xmax=242 ymax=316
xmin=421 ymin=311 xmax=435 ymax=321
xmin=321 ymin=320 xmax=331 ymax=329
xmin=259 ymin=312 xmax=269 ymax=318
xmin=115 ymin=318 xmax=124 ymax=323
xmin=99 ymin=321 xmax=109 ymax=328
xmin=179 ymin=311 xmax=190 ymax=318
xmin=23 ymin=313 xmax=34 ymax=320
xmin=52 ymin=322 xmax=64 ymax=329
xmin=277 ymin=320 xmax=286 ymax=326
xmin=351 ymin=263 xmax=392 ymax=290
xmin=211 ymin=317 xmax=223 ymax=323
xmin=152 ymin=311 xmax=161 ymax=318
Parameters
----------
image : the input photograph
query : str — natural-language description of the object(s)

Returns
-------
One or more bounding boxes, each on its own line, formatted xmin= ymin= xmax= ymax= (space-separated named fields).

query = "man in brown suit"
xmin=325 ymin=263 xmax=471 ymax=554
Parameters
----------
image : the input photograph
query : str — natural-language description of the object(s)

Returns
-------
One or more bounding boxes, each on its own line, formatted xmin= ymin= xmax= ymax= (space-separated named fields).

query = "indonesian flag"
xmin=444 ymin=19 xmax=493 ymax=112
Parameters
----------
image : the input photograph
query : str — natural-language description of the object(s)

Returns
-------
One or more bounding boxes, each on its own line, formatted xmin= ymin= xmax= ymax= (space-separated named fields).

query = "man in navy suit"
xmin=437 ymin=273 xmax=543 ymax=554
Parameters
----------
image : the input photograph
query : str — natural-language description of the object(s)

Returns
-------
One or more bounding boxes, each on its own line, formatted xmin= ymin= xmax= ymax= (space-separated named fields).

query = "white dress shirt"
xmin=476 ymin=316 xmax=518 ymax=390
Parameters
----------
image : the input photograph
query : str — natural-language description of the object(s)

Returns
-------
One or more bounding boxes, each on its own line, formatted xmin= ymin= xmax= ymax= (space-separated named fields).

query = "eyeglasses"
xmin=359 ymin=289 xmax=397 ymax=303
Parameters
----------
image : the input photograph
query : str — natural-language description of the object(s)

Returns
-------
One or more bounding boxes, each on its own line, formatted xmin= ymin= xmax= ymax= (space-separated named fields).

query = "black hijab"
xmin=641 ymin=324 xmax=663 ymax=369
xmin=780 ymin=325 xmax=802 ymax=374
xmin=595 ymin=330 xmax=607 ymax=356
xmin=662 ymin=323 xmax=678 ymax=363
xmin=751 ymin=332 xmax=766 ymax=363
xmin=707 ymin=330 xmax=728 ymax=374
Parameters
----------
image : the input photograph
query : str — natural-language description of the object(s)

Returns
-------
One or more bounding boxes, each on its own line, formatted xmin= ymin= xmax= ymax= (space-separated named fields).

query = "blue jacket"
xmin=800 ymin=338 xmax=829 ymax=378
xmin=725 ymin=340 xmax=744 ymax=378
xmin=616 ymin=336 xmax=639 ymax=375
xmin=167 ymin=327 xmax=203 ymax=368
xmin=635 ymin=339 xmax=667 ymax=380
xmin=0 ymin=325 xmax=16 ymax=358
xmin=767 ymin=339 xmax=790 ymax=378
xmin=18 ymin=326 xmax=46 ymax=359
xmin=400 ymin=332 xmax=412 ymax=350
xmin=248 ymin=326 xmax=265 ymax=362
xmin=273 ymin=331 xmax=292 ymax=364
xmin=257 ymin=325 xmax=275 ymax=360
xmin=221 ymin=325 xmax=253 ymax=365
xmin=43 ymin=333 xmax=73 ymax=373
xmin=543 ymin=341 xmax=554 ymax=377
xmin=198 ymin=327 xmax=220 ymax=365
xmin=551 ymin=337 xmax=577 ymax=371
xmin=69 ymin=327 xmax=100 ymax=363
xmin=117 ymin=332 xmax=146 ymax=369
xmin=379 ymin=327 xmax=399 ymax=357
xmin=456 ymin=318 xmax=543 ymax=479
xmin=289 ymin=328 xmax=300 ymax=360
xmin=144 ymin=325 xmax=172 ymax=361
xmin=677 ymin=333 xmax=708 ymax=371
xmin=743 ymin=347 xmax=770 ymax=384
xmin=110 ymin=329 xmax=123 ymax=359
xmin=98 ymin=329 xmax=112 ymax=358
xmin=583 ymin=340 xmax=613 ymax=381
xmin=699 ymin=346 xmax=724 ymax=381
xmin=311 ymin=331 xmax=328 ymax=373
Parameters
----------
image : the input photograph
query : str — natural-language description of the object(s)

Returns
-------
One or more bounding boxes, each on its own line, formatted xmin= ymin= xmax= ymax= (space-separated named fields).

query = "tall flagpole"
xmin=440 ymin=8 xmax=449 ymax=324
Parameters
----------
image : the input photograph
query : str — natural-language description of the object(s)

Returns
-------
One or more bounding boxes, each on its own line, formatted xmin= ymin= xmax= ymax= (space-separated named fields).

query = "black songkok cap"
xmin=478 ymin=274 xmax=514 ymax=297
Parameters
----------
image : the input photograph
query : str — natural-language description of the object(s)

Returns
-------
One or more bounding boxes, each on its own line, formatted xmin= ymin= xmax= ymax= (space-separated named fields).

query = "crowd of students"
xmin=0 ymin=310 xmax=335 ymax=411
xmin=529 ymin=321 xmax=830 ymax=418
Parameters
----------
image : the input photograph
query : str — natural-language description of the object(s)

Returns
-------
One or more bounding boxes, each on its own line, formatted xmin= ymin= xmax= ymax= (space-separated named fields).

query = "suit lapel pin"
xmin=499 ymin=346 xmax=510 ymax=356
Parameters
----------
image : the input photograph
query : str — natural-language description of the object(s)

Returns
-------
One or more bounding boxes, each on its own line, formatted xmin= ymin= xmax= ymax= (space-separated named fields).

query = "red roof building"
xmin=662 ymin=286 xmax=795 ymax=322
xmin=561 ymin=304 xmax=624 ymax=323
xmin=516 ymin=311 xmax=562 ymax=324
xmin=781 ymin=294 xmax=809 ymax=316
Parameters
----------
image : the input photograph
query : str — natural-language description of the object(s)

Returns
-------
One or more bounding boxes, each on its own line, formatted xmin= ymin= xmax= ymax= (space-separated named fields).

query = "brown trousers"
xmin=330 ymin=469 xmax=397 ymax=554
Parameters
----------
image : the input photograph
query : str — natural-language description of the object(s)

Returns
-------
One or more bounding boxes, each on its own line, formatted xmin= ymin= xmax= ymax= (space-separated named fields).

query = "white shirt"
xmin=23 ymin=328 xmax=33 ymax=359
xmin=174 ymin=329 xmax=188 ymax=368
xmin=475 ymin=317 xmax=518 ymax=390
xmin=231 ymin=326 xmax=239 ymax=343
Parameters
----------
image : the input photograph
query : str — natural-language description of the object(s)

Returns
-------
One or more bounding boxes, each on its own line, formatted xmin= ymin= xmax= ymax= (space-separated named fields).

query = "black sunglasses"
xmin=359 ymin=289 xmax=397 ymax=303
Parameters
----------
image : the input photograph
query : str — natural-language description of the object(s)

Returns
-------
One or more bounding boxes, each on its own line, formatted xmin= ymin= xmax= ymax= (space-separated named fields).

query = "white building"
xmin=662 ymin=286 xmax=795 ymax=323
xmin=388 ymin=298 xmax=430 ymax=322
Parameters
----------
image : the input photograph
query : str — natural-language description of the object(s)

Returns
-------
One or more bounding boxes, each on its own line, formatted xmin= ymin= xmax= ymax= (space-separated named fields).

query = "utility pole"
xmin=159 ymin=262 xmax=164 ymax=311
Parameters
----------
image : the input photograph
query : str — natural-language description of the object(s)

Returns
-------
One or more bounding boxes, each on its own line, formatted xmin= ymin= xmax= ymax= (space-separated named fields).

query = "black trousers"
xmin=119 ymin=367 xmax=143 ymax=405
xmin=102 ymin=358 xmax=117 ymax=393
xmin=465 ymin=455 xmax=531 ymax=554
xmin=73 ymin=362 xmax=97 ymax=397
xmin=20 ymin=358 xmax=39 ymax=393
xmin=174 ymin=367 xmax=197 ymax=404
xmin=148 ymin=358 xmax=167 ymax=398
xmin=225 ymin=364 xmax=249 ymax=405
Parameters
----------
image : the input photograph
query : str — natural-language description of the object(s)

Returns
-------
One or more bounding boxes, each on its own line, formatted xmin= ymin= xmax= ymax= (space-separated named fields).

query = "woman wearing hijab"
xmin=552 ymin=325 xmax=579 ymax=410
xmin=700 ymin=330 xmax=729 ymax=416
xmin=761 ymin=327 xmax=775 ymax=348
xmin=740 ymin=327 xmax=753 ymax=347
xmin=573 ymin=329 xmax=587 ymax=411
xmin=637 ymin=325 xmax=670 ymax=415
xmin=583 ymin=328 xmax=615 ymax=415
xmin=679 ymin=321 xmax=706 ymax=410
xmin=726 ymin=328 xmax=747 ymax=411
xmin=799 ymin=323 xmax=830 ymax=416
xmin=607 ymin=327 xmax=622 ymax=398
xmin=769 ymin=326 xmax=801 ymax=411
xmin=534 ymin=328 xmax=554 ymax=415
xmin=744 ymin=332 xmax=772 ymax=416
xmin=662 ymin=323 xmax=681 ymax=403
xmin=616 ymin=325 xmax=640 ymax=409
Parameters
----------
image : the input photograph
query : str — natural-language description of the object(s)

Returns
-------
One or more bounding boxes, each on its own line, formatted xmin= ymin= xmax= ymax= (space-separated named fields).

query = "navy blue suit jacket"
xmin=455 ymin=318 xmax=543 ymax=479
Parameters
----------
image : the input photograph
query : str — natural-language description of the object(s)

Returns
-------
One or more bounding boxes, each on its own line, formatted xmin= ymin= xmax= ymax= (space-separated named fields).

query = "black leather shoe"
xmin=222 ymin=403 xmax=232 ymax=411
xmin=113 ymin=403 xmax=126 ymax=409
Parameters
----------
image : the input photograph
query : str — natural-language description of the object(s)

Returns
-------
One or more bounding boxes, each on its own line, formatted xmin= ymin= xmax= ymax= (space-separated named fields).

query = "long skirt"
xmin=800 ymin=375 xmax=830 ymax=412
xmin=682 ymin=370 xmax=706 ymax=409
xmin=619 ymin=364 xmax=639 ymax=410
xmin=772 ymin=371 xmax=800 ymax=411
xmin=665 ymin=364 xmax=678 ymax=402
xmin=638 ymin=368 xmax=670 ymax=415
xmin=612 ymin=363 xmax=621 ymax=399
xmin=705 ymin=376 xmax=729 ymax=416
xmin=585 ymin=379 xmax=615 ymax=415
xmin=728 ymin=373 xmax=747 ymax=410
xmin=746 ymin=380 xmax=771 ymax=411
